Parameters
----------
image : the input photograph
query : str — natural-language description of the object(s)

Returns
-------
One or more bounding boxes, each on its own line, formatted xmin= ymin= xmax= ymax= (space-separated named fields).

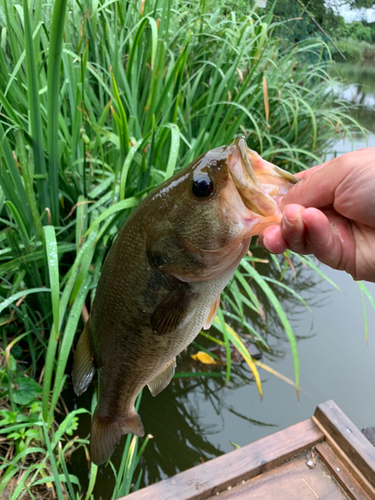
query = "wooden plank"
xmin=124 ymin=419 xmax=324 ymax=500
xmin=215 ymin=454 xmax=347 ymax=500
xmin=314 ymin=400 xmax=375 ymax=489
xmin=316 ymin=442 xmax=372 ymax=500
xmin=313 ymin=415 xmax=375 ymax=500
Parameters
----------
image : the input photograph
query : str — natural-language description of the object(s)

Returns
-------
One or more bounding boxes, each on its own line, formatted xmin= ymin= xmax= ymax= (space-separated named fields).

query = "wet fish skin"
xmin=72 ymin=137 xmax=297 ymax=465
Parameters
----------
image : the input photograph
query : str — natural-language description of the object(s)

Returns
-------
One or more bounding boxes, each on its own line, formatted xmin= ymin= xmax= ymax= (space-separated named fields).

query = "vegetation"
xmin=333 ymin=38 xmax=375 ymax=61
xmin=331 ymin=15 xmax=375 ymax=61
xmin=263 ymin=0 xmax=375 ymax=62
xmin=0 ymin=0 xmax=365 ymax=497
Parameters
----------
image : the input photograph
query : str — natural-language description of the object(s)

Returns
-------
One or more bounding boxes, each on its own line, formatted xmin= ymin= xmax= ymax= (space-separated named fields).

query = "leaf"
xmin=164 ymin=124 xmax=180 ymax=180
xmin=12 ymin=377 xmax=41 ymax=406
xmin=191 ymin=351 xmax=218 ymax=365
xmin=0 ymin=288 xmax=50 ymax=314
xmin=214 ymin=318 xmax=263 ymax=399
xmin=47 ymin=0 xmax=69 ymax=225
xmin=84 ymin=197 xmax=139 ymax=238
xmin=241 ymin=259 xmax=300 ymax=396
xmin=43 ymin=226 xmax=60 ymax=340
xmin=295 ymin=254 xmax=342 ymax=291
xmin=357 ymin=281 xmax=375 ymax=344
xmin=254 ymin=360 xmax=296 ymax=388
xmin=217 ymin=308 xmax=232 ymax=384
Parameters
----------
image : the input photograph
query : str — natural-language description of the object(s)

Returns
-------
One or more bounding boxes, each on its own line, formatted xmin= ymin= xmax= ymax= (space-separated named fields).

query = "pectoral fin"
xmin=148 ymin=357 xmax=177 ymax=397
xmin=204 ymin=295 xmax=221 ymax=330
xmin=72 ymin=320 xmax=96 ymax=396
xmin=151 ymin=283 xmax=197 ymax=335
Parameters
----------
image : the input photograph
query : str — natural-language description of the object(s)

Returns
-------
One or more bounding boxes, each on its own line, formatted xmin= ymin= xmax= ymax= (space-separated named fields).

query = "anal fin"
xmin=203 ymin=295 xmax=221 ymax=330
xmin=90 ymin=409 xmax=145 ymax=466
xmin=148 ymin=357 xmax=176 ymax=397
xmin=72 ymin=320 xmax=96 ymax=396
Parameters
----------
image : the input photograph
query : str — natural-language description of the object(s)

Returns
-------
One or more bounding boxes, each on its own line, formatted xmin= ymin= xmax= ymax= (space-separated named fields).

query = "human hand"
xmin=259 ymin=148 xmax=375 ymax=282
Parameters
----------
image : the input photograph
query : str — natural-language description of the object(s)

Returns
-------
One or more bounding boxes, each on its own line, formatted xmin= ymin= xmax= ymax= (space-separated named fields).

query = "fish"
xmin=72 ymin=136 xmax=298 ymax=465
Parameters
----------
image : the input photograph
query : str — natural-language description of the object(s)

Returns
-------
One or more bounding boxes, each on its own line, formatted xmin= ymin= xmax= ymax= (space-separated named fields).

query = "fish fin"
xmin=147 ymin=357 xmax=176 ymax=397
xmin=90 ymin=410 xmax=145 ymax=466
xmin=72 ymin=320 xmax=96 ymax=396
xmin=203 ymin=295 xmax=221 ymax=330
xmin=151 ymin=284 xmax=197 ymax=335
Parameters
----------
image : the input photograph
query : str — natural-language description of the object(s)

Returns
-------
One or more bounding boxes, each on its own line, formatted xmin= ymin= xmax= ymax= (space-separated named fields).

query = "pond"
xmin=70 ymin=63 xmax=375 ymax=497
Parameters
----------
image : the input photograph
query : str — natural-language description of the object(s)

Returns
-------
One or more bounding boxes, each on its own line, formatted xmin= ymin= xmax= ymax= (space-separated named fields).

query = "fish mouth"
xmin=227 ymin=137 xmax=298 ymax=218
xmin=220 ymin=137 xmax=298 ymax=235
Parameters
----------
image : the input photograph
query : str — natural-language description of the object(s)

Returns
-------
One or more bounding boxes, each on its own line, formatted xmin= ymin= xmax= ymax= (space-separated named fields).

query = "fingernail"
xmin=283 ymin=205 xmax=301 ymax=228
xmin=262 ymin=226 xmax=279 ymax=253
xmin=283 ymin=212 xmax=296 ymax=230
xmin=262 ymin=238 xmax=272 ymax=253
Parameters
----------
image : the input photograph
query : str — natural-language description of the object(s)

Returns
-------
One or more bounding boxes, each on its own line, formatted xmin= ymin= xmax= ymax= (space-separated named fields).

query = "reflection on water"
xmin=330 ymin=62 xmax=375 ymax=153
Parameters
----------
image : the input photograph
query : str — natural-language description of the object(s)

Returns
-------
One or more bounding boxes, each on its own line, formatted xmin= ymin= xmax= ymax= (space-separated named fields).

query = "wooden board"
xmin=314 ymin=400 xmax=375 ymax=490
xmin=316 ymin=442 xmax=373 ymax=500
xmin=214 ymin=453 xmax=348 ymax=499
xmin=121 ymin=400 xmax=375 ymax=500
xmin=124 ymin=419 xmax=324 ymax=500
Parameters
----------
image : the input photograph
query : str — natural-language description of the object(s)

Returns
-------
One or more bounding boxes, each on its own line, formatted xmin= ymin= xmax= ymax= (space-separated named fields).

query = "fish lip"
xmin=226 ymin=137 xmax=271 ymax=216
xmin=226 ymin=138 xmax=259 ymax=188
xmin=226 ymin=136 xmax=299 ymax=217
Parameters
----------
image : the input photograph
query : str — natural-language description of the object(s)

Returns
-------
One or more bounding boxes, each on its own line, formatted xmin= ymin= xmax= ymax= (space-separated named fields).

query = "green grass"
xmin=0 ymin=0 xmax=367 ymax=496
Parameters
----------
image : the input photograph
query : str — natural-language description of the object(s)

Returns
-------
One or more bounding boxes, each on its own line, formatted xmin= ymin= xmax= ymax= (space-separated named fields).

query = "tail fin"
xmin=90 ymin=410 xmax=145 ymax=465
xmin=72 ymin=321 xmax=95 ymax=396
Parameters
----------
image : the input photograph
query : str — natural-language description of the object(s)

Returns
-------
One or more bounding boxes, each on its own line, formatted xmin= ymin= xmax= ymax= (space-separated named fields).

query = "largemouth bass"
xmin=72 ymin=137 xmax=297 ymax=465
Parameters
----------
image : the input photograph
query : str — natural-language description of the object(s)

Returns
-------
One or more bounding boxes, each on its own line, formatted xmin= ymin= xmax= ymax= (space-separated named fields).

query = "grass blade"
xmin=43 ymin=226 xmax=60 ymax=340
xmin=47 ymin=0 xmax=68 ymax=224
xmin=241 ymin=258 xmax=300 ymax=396
xmin=213 ymin=318 xmax=263 ymax=399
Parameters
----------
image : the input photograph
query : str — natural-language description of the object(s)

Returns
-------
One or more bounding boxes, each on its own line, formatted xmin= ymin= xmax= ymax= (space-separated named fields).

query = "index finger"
xmin=295 ymin=161 xmax=331 ymax=181
xmin=280 ymin=156 xmax=354 ymax=210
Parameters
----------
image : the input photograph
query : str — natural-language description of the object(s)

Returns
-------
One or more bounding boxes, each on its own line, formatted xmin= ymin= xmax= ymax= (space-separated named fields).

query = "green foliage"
xmin=333 ymin=38 xmax=375 ymax=61
xmin=334 ymin=20 xmax=373 ymax=43
xmin=0 ymin=344 xmax=82 ymax=499
xmin=265 ymin=0 xmax=375 ymax=61
xmin=0 ymin=0 xmax=366 ymax=496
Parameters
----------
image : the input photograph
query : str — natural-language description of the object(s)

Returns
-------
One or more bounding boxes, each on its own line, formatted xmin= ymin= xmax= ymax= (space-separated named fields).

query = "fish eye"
xmin=192 ymin=173 xmax=214 ymax=198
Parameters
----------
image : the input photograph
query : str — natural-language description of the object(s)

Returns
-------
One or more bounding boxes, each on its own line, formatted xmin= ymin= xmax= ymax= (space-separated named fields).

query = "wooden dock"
xmin=123 ymin=400 xmax=375 ymax=500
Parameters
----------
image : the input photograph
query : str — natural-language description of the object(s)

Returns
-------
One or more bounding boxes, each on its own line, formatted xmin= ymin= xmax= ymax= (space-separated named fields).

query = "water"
xmin=71 ymin=63 xmax=375 ymax=496
xmin=329 ymin=62 xmax=375 ymax=152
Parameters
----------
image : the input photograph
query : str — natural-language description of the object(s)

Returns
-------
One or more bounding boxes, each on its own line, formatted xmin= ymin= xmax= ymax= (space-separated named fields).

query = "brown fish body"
xmin=72 ymin=138 xmax=297 ymax=464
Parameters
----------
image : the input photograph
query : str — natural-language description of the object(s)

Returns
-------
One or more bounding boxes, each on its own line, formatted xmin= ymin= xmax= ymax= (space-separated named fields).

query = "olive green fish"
xmin=72 ymin=137 xmax=297 ymax=465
